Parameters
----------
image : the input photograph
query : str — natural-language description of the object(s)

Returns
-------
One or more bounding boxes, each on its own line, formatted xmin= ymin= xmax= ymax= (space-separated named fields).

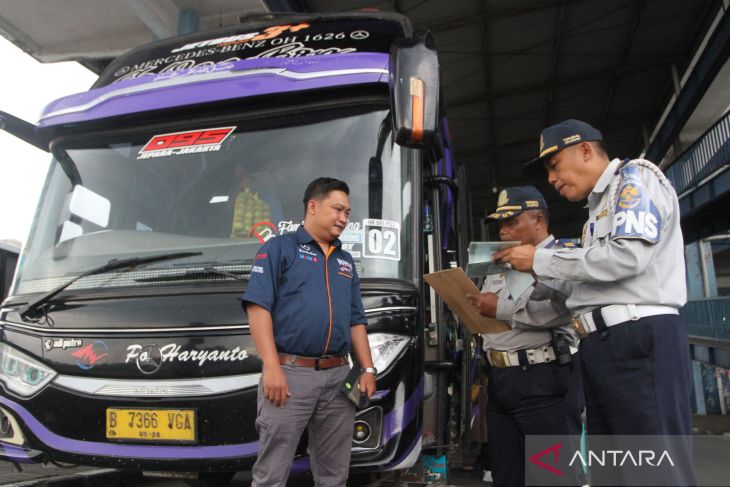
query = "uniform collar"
xmin=537 ymin=234 xmax=556 ymax=249
xmin=590 ymin=158 xmax=622 ymax=196
xmin=294 ymin=226 xmax=342 ymax=248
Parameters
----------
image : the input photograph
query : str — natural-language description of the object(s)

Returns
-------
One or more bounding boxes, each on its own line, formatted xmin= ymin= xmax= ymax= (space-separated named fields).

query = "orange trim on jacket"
xmin=323 ymin=245 xmax=336 ymax=353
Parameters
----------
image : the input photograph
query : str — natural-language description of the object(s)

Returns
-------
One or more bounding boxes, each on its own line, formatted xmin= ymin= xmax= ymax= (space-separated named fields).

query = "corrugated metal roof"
xmin=308 ymin=0 xmax=723 ymax=235
xmin=0 ymin=0 xmax=722 ymax=236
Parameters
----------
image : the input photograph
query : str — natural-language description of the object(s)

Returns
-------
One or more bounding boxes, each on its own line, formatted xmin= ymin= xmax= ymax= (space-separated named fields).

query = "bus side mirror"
xmin=389 ymin=31 xmax=439 ymax=148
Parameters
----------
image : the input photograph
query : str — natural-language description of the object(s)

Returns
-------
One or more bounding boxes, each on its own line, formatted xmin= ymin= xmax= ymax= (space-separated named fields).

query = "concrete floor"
xmin=1 ymin=414 xmax=729 ymax=486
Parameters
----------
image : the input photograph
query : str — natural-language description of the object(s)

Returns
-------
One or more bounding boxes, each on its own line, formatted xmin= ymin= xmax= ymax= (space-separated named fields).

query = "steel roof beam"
xmin=124 ymin=0 xmax=179 ymax=39
xmin=545 ymin=4 xmax=567 ymax=126
xmin=263 ymin=0 xmax=307 ymax=12
xmin=646 ymin=4 xmax=730 ymax=163
xmin=448 ymin=55 xmax=684 ymax=110
xmin=428 ymin=0 xmax=583 ymax=33
xmin=598 ymin=0 xmax=646 ymax=131
xmin=477 ymin=4 xmax=496 ymax=215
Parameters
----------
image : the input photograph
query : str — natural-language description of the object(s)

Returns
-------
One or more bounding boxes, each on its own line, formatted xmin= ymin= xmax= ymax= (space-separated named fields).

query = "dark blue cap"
xmin=487 ymin=186 xmax=547 ymax=220
xmin=523 ymin=119 xmax=603 ymax=173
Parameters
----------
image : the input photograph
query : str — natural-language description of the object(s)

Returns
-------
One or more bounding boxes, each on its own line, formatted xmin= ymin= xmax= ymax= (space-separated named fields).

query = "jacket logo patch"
xmin=298 ymin=244 xmax=318 ymax=258
xmin=336 ymin=258 xmax=353 ymax=273
xmin=298 ymin=254 xmax=318 ymax=262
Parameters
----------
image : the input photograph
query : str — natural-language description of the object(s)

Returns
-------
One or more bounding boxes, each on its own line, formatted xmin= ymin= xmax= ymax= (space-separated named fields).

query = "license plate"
xmin=106 ymin=408 xmax=196 ymax=442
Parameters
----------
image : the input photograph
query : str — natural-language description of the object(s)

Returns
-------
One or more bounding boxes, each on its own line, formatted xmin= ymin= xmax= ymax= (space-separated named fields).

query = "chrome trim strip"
xmin=53 ymin=373 xmax=261 ymax=397
xmin=1 ymin=306 xmax=415 ymax=334
xmin=0 ymin=306 xmax=410 ymax=335
xmin=42 ymin=67 xmax=389 ymax=120
xmin=0 ymin=321 xmax=249 ymax=334
xmin=364 ymin=306 xmax=417 ymax=315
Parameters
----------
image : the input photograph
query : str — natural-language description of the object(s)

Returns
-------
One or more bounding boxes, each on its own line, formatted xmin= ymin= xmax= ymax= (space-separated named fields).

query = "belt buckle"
xmin=314 ymin=358 xmax=321 ymax=371
xmin=489 ymin=351 xmax=507 ymax=368
xmin=571 ymin=317 xmax=588 ymax=339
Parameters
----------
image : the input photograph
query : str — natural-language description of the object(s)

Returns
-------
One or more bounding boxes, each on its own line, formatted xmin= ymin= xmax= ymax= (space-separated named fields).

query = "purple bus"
xmin=0 ymin=12 xmax=468 ymax=484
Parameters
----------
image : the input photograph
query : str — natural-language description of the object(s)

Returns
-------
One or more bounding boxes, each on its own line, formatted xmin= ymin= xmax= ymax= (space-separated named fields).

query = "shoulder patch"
xmin=611 ymin=164 xmax=662 ymax=244
xmin=559 ymin=240 xmax=577 ymax=248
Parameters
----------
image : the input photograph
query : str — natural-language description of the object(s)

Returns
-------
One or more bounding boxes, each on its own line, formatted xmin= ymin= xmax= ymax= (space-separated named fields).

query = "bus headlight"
xmin=368 ymin=333 xmax=411 ymax=375
xmin=0 ymin=343 xmax=56 ymax=397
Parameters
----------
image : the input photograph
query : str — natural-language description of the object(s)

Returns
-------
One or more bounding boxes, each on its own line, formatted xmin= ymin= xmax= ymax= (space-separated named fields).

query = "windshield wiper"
xmin=18 ymin=251 xmax=202 ymax=322
xmin=134 ymin=265 xmax=249 ymax=283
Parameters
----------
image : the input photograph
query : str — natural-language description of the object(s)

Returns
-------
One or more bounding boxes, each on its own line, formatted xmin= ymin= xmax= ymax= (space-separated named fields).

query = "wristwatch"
xmin=361 ymin=367 xmax=377 ymax=375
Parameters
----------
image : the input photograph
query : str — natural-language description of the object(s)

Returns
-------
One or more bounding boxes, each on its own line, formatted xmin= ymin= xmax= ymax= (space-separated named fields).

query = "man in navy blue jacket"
xmin=243 ymin=177 xmax=376 ymax=487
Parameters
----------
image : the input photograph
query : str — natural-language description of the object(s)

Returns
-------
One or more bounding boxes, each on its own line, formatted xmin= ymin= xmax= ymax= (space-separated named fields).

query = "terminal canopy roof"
xmin=1 ymin=0 xmax=725 ymax=237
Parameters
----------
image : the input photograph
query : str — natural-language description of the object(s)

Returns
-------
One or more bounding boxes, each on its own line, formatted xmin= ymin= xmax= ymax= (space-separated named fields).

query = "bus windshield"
xmin=13 ymin=108 xmax=415 ymax=297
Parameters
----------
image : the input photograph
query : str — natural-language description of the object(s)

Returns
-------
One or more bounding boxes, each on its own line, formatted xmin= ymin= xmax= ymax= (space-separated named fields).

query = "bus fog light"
xmin=353 ymin=420 xmax=371 ymax=444
xmin=0 ymin=407 xmax=26 ymax=446
xmin=0 ymin=414 xmax=12 ymax=437
xmin=352 ymin=406 xmax=382 ymax=450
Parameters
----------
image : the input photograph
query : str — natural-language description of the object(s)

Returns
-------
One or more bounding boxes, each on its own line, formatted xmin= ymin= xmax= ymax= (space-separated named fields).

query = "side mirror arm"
xmin=0 ymin=111 xmax=49 ymax=152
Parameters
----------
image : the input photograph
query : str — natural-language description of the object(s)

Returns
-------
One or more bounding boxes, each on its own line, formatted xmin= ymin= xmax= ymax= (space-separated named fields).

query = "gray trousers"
xmin=251 ymin=364 xmax=355 ymax=487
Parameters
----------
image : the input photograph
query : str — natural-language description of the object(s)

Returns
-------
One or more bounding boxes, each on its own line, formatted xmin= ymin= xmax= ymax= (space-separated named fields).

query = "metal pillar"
xmin=693 ymin=361 xmax=707 ymax=415
xmin=178 ymin=9 xmax=200 ymax=35
xmin=685 ymin=239 xmax=718 ymax=299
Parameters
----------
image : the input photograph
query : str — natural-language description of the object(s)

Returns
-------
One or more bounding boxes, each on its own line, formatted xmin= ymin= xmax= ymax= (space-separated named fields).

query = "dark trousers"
xmin=579 ymin=314 xmax=696 ymax=485
xmin=486 ymin=358 xmax=584 ymax=487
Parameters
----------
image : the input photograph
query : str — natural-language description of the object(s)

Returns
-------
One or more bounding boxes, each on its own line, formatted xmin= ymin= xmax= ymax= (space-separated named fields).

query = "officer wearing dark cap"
xmin=496 ymin=120 xmax=696 ymax=484
xmin=466 ymin=185 xmax=583 ymax=487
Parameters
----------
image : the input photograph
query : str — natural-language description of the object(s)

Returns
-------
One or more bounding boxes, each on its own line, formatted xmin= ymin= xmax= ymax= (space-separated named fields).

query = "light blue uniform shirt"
xmin=482 ymin=235 xmax=575 ymax=353
xmin=532 ymin=158 xmax=687 ymax=315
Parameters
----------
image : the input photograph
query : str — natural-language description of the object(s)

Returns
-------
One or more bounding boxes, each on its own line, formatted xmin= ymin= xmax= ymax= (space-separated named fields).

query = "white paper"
xmin=505 ymin=269 xmax=534 ymax=298
xmin=468 ymin=241 xmax=534 ymax=297
xmin=466 ymin=241 xmax=520 ymax=277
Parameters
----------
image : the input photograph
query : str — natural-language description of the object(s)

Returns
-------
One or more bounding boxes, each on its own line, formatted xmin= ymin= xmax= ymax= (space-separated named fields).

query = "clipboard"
xmin=424 ymin=267 xmax=509 ymax=334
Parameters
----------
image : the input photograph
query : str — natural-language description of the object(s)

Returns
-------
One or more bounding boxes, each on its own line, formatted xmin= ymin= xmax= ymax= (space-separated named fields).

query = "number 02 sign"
xmin=362 ymin=219 xmax=401 ymax=261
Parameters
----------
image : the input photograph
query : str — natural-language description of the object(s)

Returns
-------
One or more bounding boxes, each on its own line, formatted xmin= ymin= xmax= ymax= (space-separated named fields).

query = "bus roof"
xmin=38 ymin=13 xmax=411 ymax=128
xmin=95 ymin=12 xmax=411 ymax=88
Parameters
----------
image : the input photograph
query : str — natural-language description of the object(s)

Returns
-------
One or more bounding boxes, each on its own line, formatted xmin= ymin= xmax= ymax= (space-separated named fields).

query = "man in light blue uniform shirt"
xmin=497 ymin=120 xmax=695 ymax=485
xmin=467 ymin=186 xmax=583 ymax=487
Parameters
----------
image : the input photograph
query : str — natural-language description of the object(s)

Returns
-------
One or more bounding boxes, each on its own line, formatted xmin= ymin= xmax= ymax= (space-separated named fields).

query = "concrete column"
xmin=685 ymin=239 xmax=718 ymax=299
xmin=686 ymin=240 xmax=721 ymax=416
xmin=693 ymin=361 xmax=707 ymax=415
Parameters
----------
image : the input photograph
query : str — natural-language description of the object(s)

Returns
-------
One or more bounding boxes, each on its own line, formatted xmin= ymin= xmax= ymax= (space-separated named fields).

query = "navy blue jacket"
xmin=242 ymin=226 xmax=367 ymax=357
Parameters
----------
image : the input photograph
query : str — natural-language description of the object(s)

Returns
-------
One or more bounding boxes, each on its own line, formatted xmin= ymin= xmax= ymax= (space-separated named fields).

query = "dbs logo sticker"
xmin=138 ymin=127 xmax=236 ymax=159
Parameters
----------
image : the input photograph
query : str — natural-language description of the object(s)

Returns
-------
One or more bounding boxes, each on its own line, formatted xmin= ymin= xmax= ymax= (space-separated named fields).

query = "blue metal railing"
xmin=665 ymin=111 xmax=730 ymax=196
xmin=681 ymin=297 xmax=730 ymax=342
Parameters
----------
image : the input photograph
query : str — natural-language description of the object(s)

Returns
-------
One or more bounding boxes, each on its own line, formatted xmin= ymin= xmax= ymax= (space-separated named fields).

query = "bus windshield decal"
xmin=171 ymin=23 xmax=312 ymax=53
xmin=137 ymin=126 xmax=236 ymax=160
